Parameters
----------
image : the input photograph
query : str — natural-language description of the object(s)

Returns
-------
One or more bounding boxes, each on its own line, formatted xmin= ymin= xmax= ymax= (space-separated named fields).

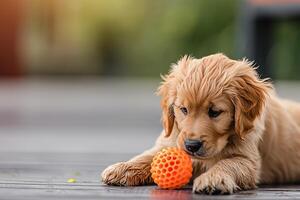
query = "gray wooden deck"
xmin=0 ymin=78 xmax=300 ymax=199
xmin=1 ymin=152 xmax=300 ymax=200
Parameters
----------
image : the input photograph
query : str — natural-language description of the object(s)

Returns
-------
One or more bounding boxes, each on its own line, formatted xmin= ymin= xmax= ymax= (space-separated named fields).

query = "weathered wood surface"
xmin=1 ymin=152 xmax=300 ymax=200
xmin=0 ymin=79 xmax=300 ymax=199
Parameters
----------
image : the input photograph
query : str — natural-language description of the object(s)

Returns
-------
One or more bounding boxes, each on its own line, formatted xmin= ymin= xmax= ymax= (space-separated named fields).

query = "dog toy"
xmin=150 ymin=147 xmax=192 ymax=189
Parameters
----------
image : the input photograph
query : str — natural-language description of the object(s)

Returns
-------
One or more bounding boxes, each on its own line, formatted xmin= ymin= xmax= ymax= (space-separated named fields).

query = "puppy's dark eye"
xmin=180 ymin=107 xmax=188 ymax=115
xmin=208 ymin=107 xmax=222 ymax=118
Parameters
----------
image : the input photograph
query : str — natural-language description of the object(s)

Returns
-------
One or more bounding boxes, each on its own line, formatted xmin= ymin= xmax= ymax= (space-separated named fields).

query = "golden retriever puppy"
xmin=101 ymin=53 xmax=300 ymax=194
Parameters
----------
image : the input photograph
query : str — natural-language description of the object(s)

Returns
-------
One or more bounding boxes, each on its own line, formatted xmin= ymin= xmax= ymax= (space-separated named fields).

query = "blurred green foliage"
xmin=81 ymin=0 xmax=238 ymax=76
xmin=272 ymin=21 xmax=300 ymax=80
xmin=27 ymin=0 xmax=300 ymax=80
xmin=27 ymin=0 xmax=238 ymax=77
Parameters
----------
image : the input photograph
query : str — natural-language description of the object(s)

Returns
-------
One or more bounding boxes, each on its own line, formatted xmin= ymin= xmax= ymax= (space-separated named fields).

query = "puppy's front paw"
xmin=101 ymin=161 xmax=153 ymax=186
xmin=193 ymin=172 xmax=239 ymax=195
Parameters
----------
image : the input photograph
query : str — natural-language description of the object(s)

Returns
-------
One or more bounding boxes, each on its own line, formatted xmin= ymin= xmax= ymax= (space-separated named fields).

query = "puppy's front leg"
xmin=101 ymin=130 xmax=177 ymax=186
xmin=101 ymin=152 xmax=155 ymax=186
xmin=193 ymin=157 xmax=259 ymax=194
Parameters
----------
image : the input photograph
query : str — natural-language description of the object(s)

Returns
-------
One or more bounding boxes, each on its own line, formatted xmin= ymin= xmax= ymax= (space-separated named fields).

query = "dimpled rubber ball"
xmin=150 ymin=147 xmax=193 ymax=189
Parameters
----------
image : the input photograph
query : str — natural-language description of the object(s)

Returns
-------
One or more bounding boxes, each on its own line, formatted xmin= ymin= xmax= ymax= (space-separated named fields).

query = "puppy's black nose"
xmin=184 ymin=139 xmax=203 ymax=153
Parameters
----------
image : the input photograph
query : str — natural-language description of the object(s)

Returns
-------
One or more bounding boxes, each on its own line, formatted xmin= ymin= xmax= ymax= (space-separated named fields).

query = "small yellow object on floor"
xmin=67 ymin=178 xmax=77 ymax=183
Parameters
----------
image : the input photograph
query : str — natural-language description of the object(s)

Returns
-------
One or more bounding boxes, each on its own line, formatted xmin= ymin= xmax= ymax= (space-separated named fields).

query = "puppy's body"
xmin=260 ymin=97 xmax=300 ymax=184
xmin=102 ymin=54 xmax=300 ymax=194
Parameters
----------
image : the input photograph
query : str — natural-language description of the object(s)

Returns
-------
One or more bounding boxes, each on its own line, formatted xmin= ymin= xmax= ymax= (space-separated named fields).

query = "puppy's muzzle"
xmin=184 ymin=139 xmax=203 ymax=154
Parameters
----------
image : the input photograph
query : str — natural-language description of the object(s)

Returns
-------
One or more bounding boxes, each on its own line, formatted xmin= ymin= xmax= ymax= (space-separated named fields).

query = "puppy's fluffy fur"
xmin=101 ymin=54 xmax=300 ymax=194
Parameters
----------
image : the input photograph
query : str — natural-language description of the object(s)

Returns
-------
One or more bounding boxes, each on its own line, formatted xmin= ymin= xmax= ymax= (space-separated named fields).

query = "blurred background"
xmin=0 ymin=0 xmax=300 ymax=154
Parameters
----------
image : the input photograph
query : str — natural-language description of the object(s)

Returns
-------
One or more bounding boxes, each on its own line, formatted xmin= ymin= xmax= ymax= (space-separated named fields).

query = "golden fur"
xmin=101 ymin=53 xmax=300 ymax=194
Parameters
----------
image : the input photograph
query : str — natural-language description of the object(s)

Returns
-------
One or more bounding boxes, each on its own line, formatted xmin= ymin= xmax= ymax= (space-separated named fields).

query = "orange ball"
xmin=150 ymin=147 xmax=193 ymax=189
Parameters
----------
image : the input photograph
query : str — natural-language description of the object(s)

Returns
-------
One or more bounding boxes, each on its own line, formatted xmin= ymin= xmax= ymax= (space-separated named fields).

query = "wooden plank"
xmin=0 ymin=153 xmax=300 ymax=199
xmin=1 ymin=183 xmax=300 ymax=200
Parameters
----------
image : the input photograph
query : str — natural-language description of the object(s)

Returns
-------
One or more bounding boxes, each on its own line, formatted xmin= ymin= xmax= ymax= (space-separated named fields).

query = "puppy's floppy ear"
xmin=157 ymin=55 xmax=190 ymax=137
xmin=230 ymin=61 xmax=271 ymax=139
xmin=157 ymin=74 xmax=175 ymax=137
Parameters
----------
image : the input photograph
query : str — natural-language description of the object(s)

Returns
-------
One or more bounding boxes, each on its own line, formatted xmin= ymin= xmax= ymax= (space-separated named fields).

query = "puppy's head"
xmin=157 ymin=53 xmax=271 ymax=159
